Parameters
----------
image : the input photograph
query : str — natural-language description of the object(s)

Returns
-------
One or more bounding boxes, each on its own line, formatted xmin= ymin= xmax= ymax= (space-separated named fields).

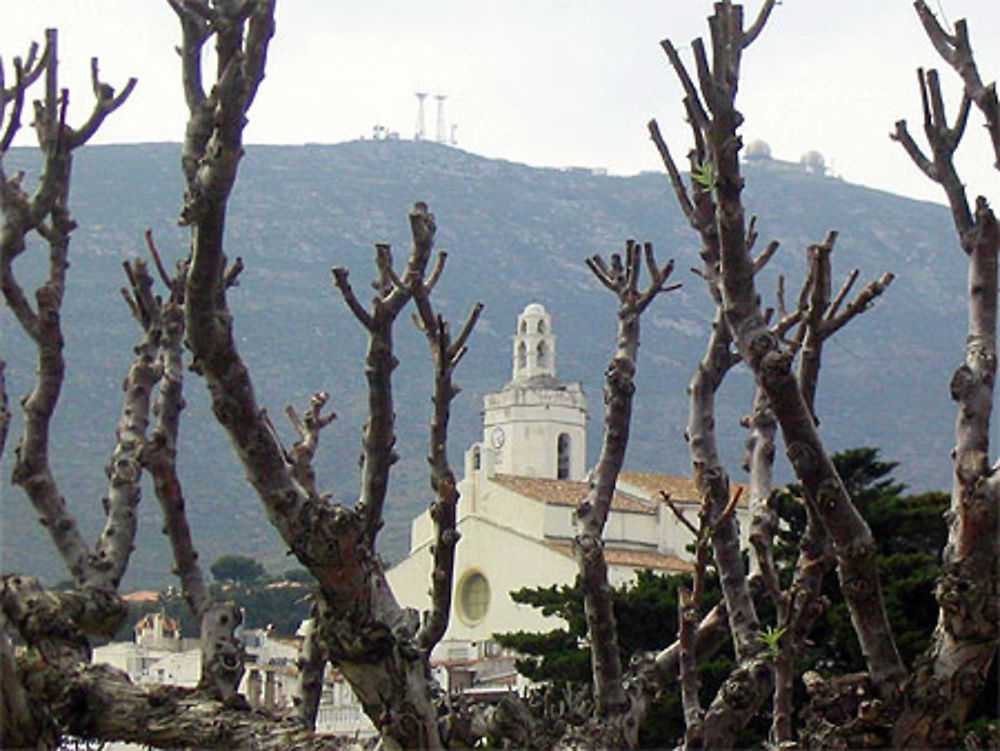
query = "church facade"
xmin=386 ymin=302 xmax=748 ymax=649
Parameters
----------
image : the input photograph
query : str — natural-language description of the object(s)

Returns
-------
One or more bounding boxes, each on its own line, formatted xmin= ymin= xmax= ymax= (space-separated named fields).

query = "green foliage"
xmin=761 ymin=625 xmax=786 ymax=659
xmin=210 ymin=554 xmax=266 ymax=585
xmin=115 ymin=569 xmax=312 ymax=641
xmin=691 ymin=161 xmax=719 ymax=193
xmin=281 ymin=567 xmax=313 ymax=584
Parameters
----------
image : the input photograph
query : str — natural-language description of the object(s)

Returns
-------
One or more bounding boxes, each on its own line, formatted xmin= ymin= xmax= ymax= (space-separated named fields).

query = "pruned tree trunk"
xmin=892 ymin=6 xmax=1000 ymax=741
xmin=673 ymin=2 xmax=905 ymax=702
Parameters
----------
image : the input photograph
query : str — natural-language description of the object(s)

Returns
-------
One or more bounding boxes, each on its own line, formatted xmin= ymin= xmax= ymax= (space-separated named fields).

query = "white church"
xmin=387 ymin=303 xmax=748 ymax=657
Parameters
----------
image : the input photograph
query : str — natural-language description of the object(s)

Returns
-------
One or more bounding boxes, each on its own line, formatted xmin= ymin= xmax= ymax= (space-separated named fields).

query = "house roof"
xmin=123 ymin=590 xmax=161 ymax=603
xmin=489 ymin=471 xmax=747 ymax=513
xmin=136 ymin=612 xmax=180 ymax=632
xmin=546 ymin=542 xmax=693 ymax=573
xmin=618 ymin=471 xmax=748 ymax=507
xmin=490 ymin=474 xmax=656 ymax=514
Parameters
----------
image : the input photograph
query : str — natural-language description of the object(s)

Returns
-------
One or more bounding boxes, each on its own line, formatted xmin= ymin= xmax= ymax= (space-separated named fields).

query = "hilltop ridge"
xmin=1 ymin=140 xmax=964 ymax=588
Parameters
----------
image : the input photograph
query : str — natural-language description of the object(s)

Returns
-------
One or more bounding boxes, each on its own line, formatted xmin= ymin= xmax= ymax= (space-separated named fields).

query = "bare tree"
xmin=643 ymin=1 xmax=997 ymax=748
xmin=891 ymin=2 xmax=1000 ymax=746
xmin=1 ymin=4 xmax=479 ymax=748
xmin=2 ymin=2 xmax=997 ymax=750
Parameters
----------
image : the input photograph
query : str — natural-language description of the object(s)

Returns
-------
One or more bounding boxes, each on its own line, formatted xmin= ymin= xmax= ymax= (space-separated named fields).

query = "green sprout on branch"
xmin=691 ymin=161 xmax=718 ymax=194
xmin=761 ymin=625 xmax=787 ymax=659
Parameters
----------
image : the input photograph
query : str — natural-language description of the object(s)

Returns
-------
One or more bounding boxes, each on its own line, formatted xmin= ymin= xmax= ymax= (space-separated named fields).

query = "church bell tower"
xmin=481 ymin=303 xmax=587 ymax=480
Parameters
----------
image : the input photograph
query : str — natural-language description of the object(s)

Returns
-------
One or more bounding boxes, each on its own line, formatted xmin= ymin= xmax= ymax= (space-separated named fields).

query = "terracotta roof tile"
xmin=618 ymin=470 xmax=748 ymax=507
xmin=547 ymin=542 xmax=693 ymax=573
xmin=490 ymin=474 xmax=655 ymax=514
xmin=123 ymin=590 xmax=161 ymax=603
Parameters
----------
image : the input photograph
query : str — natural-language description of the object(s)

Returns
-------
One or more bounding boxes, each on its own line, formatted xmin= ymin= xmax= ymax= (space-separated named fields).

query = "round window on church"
xmin=457 ymin=571 xmax=491 ymax=625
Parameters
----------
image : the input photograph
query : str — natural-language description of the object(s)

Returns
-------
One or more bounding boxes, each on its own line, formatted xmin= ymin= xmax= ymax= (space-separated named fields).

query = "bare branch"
xmin=425 ymin=249 xmax=447 ymax=292
xmin=575 ymin=239 xmax=675 ymax=720
xmin=797 ymin=232 xmax=836 ymax=415
xmin=660 ymin=491 xmax=699 ymax=538
xmin=659 ymin=38 xmax=710 ymax=131
xmin=679 ymin=491 xmax=714 ymax=749
xmin=344 ymin=204 xmax=438 ymax=546
xmin=0 ymin=360 xmax=9 ymax=459
xmin=826 ymin=267 xmax=859 ymax=321
xmin=68 ymin=59 xmax=136 ymax=149
xmin=130 ymin=255 xmax=244 ymax=698
xmin=89 ymin=261 xmax=161 ymax=590
xmin=241 ymin=0 xmax=276 ymax=112
xmin=331 ymin=267 xmax=375 ymax=329
xmin=648 ymin=118 xmax=695 ymax=221
xmin=285 ymin=393 xmax=336 ymax=500
xmin=742 ymin=0 xmax=778 ymax=49
xmin=914 ymin=1 xmax=1000 ymax=168
xmin=677 ymin=587 xmax=704 ymax=749
xmin=743 ymin=388 xmax=782 ymax=608
xmin=585 ymin=254 xmax=618 ymax=293
xmin=896 ymin=68 xmax=975 ymax=240
xmin=821 ymin=271 xmax=894 ymax=340
xmin=1 ymin=61 xmax=26 ymax=153
xmin=892 ymin=118 xmax=936 ymax=181
xmin=685 ymin=308 xmax=760 ymax=672
xmin=752 ymin=239 xmax=780 ymax=275
xmin=411 ymin=283 xmax=482 ymax=650
xmin=1 ymin=39 xmax=51 ymax=152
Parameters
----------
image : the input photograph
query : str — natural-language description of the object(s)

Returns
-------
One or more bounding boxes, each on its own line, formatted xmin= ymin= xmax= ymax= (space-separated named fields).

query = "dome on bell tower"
xmin=512 ymin=303 xmax=557 ymax=382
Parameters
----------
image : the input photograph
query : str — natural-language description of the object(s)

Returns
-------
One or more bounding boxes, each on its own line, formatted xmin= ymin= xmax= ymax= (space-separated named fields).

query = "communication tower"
xmin=414 ymin=92 xmax=428 ymax=140
xmin=435 ymin=94 xmax=447 ymax=144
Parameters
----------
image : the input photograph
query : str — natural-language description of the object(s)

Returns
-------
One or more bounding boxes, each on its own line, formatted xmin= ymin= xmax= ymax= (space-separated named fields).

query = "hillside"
xmin=0 ymin=140 xmax=971 ymax=589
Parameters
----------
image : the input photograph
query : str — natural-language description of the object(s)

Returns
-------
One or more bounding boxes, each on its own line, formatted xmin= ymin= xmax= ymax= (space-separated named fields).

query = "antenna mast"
xmin=414 ymin=92 xmax=428 ymax=140
xmin=435 ymin=93 xmax=447 ymax=143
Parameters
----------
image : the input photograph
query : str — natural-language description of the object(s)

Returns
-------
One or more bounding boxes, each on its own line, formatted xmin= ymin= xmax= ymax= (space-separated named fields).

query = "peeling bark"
xmin=412 ymin=259 xmax=483 ymax=651
xmin=894 ymin=5 xmax=1000 ymax=739
xmin=43 ymin=662 xmax=354 ymax=750
xmin=2 ymin=627 xmax=51 ymax=749
xmin=0 ymin=360 xmax=9 ymax=458
xmin=2 ymin=28 xmax=137 ymax=593
xmin=168 ymin=6 xmax=451 ymax=746
xmin=296 ymin=611 xmax=327 ymax=732
xmin=663 ymin=0 xmax=905 ymax=698
xmin=577 ymin=240 xmax=676 ymax=729
xmin=655 ymin=5 xmax=906 ymax=746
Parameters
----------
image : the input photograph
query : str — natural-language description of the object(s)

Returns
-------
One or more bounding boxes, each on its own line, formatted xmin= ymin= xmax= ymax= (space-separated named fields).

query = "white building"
xmin=92 ymin=612 xmax=201 ymax=688
xmin=92 ymin=612 xmax=376 ymax=740
xmin=387 ymin=302 xmax=748 ymax=651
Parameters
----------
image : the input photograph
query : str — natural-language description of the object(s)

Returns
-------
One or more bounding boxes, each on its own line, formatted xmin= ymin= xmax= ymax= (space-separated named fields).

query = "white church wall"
xmin=447 ymin=517 xmax=577 ymax=640
xmin=387 ymin=516 xmax=576 ymax=642
xmin=657 ymin=503 xmax=686 ymax=556
xmin=409 ymin=505 xmax=434 ymax=550
xmin=542 ymin=502 xmax=574 ymax=540
xmin=618 ymin=510 xmax=660 ymax=548
xmin=476 ymin=481 xmax=547 ymax=540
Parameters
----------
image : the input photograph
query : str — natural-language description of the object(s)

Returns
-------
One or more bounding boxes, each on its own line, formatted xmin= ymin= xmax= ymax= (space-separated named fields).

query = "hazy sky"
xmin=3 ymin=1 xmax=998 ymax=204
